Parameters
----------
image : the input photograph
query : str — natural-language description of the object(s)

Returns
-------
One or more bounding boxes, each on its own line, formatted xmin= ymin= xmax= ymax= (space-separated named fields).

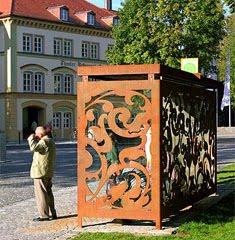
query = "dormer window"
xmin=87 ymin=12 xmax=95 ymax=25
xmin=113 ymin=17 xmax=120 ymax=26
xmin=61 ymin=7 xmax=69 ymax=21
xmin=101 ymin=15 xmax=119 ymax=27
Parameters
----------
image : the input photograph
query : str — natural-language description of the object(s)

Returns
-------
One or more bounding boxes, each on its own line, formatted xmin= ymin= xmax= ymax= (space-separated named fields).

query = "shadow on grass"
xmin=178 ymin=192 xmax=235 ymax=225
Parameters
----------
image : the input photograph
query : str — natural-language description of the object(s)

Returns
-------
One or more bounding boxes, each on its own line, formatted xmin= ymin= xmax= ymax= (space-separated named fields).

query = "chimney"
xmin=105 ymin=0 xmax=112 ymax=10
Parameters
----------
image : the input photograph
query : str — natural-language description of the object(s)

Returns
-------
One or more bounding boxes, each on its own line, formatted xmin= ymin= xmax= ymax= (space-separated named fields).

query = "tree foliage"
xmin=107 ymin=0 xmax=226 ymax=73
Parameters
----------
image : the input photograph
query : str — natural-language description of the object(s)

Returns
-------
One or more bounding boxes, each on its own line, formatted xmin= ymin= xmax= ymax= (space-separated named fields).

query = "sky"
xmin=88 ymin=0 xmax=123 ymax=10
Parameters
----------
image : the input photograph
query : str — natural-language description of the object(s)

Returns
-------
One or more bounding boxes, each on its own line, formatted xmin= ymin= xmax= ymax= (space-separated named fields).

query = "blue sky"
xmin=88 ymin=0 xmax=123 ymax=10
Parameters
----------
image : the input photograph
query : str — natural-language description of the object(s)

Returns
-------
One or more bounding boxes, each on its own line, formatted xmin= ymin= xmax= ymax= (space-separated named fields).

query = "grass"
xmin=217 ymin=163 xmax=235 ymax=184
xmin=70 ymin=164 xmax=235 ymax=240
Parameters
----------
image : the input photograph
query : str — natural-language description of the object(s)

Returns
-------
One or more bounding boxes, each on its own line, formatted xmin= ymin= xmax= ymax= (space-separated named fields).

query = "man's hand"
xmin=30 ymin=134 xmax=35 ymax=139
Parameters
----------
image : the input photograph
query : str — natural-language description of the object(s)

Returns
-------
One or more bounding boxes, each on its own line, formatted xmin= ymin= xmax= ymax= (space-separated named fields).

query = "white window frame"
xmin=23 ymin=34 xmax=32 ymax=53
xmin=23 ymin=71 xmax=32 ymax=92
xmin=34 ymin=72 xmax=43 ymax=93
xmin=82 ymin=41 xmax=89 ymax=58
xmin=53 ymin=112 xmax=61 ymax=129
xmin=54 ymin=73 xmax=74 ymax=94
xmin=63 ymin=39 xmax=73 ymax=57
xmin=64 ymin=74 xmax=73 ymax=94
xmin=81 ymin=41 xmax=99 ymax=59
xmin=34 ymin=35 xmax=43 ymax=53
xmin=23 ymin=71 xmax=44 ymax=93
xmin=63 ymin=112 xmax=72 ymax=128
xmin=23 ymin=34 xmax=44 ymax=53
xmin=54 ymin=74 xmax=62 ymax=93
xmin=90 ymin=43 xmax=99 ymax=59
xmin=54 ymin=38 xmax=62 ymax=56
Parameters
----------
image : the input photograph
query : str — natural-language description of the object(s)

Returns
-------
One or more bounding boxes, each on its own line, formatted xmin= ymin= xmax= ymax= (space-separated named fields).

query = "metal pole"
xmin=229 ymin=98 xmax=231 ymax=127
xmin=228 ymin=48 xmax=231 ymax=127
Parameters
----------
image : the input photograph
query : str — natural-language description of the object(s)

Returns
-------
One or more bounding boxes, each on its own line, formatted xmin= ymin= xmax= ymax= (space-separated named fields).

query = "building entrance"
xmin=23 ymin=106 xmax=44 ymax=139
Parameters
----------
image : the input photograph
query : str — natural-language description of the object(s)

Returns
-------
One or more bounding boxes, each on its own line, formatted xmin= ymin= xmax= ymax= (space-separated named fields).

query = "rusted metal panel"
xmin=77 ymin=78 xmax=161 ymax=228
xmin=160 ymin=81 xmax=217 ymax=216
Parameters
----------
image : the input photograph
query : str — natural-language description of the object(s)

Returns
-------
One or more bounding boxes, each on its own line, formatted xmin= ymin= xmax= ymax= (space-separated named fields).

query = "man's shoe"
xmin=33 ymin=217 xmax=49 ymax=222
xmin=50 ymin=214 xmax=58 ymax=220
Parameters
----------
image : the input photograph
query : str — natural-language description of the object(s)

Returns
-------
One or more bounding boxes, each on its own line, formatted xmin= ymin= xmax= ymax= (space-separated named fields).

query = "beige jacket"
xmin=27 ymin=134 xmax=56 ymax=179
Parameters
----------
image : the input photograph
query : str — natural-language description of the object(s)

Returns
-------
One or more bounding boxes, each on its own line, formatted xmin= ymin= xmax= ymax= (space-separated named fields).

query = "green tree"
xmin=107 ymin=0 xmax=226 ymax=73
xmin=218 ymin=13 xmax=235 ymax=108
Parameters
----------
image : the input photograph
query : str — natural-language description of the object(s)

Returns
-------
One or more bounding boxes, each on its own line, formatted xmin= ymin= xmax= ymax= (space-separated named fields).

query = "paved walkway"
xmin=0 ymin=183 xmax=234 ymax=240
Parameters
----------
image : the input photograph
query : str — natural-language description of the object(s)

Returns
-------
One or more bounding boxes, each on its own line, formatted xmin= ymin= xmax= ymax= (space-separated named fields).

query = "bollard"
xmin=18 ymin=131 xmax=21 ymax=144
xmin=0 ymin=131 xmax=6 ymax=163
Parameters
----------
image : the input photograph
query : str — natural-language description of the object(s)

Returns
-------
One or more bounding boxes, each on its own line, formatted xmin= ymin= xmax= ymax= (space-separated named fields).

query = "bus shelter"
xmin=77 ymin=64 xmax=221 ymax=229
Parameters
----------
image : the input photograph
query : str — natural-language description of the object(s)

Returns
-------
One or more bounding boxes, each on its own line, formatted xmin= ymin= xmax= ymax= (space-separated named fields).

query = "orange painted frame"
xmin=77 ymin=75 xmax=162 ymax=229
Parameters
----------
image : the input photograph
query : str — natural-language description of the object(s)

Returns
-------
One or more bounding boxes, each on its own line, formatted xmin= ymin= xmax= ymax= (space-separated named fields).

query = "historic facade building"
xmin=0 ymin=0 xmax=117 ymax=141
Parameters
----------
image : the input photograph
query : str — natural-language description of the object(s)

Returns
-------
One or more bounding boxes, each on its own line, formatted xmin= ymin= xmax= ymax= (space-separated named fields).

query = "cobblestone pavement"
xmin=0 ymin=184 xmax=234 ymax=240
xmin=0 ymin=185 xmax=176 ymax=240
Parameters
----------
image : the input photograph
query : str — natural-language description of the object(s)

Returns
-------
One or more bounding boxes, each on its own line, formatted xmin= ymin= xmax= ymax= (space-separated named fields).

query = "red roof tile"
xmin=0 ymin=0 xmax=117 ymax=30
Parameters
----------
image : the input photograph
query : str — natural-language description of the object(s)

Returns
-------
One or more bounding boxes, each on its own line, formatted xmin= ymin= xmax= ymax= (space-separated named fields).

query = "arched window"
xmin=54 ymin=73 xmax=74 ymax=94
xmin=23 ymin=71 xmax=44 ymax=93
xmin=53 ymin=108 xmax=73 ymax=129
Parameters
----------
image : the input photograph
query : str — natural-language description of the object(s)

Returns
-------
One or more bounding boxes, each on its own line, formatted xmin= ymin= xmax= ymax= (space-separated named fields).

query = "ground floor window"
xmin=53 ymin=110 xmax=73 ymax=129
xmin=53 ymin=112 xmax=61 ymax=128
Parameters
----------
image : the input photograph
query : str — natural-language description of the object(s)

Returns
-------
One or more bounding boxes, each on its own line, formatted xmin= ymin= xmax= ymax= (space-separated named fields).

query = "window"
xmin=64 ymin=75 xmax=73 ymax=94
xmin=53 ymin=111 xmax=73 ymax=129
xmin=53 ymin=112 xmax=61 ymax=129
xmin=61 ymin=8 xmax=69 ymax=21
xmin=54 ymin=38 xmax=62 ymax=55
xmin=107 ymin=44 xmax=114 ymax=51
xmin=23 ymin=71 xmax=44 ymax=93
xmin=87 ymin=13 xmax=95 ymax=25
xmin=34 ymin=73 xmax=43 ymax=92
xmin=34 ymin=36 xmax=43 ymax=53
xmin=23 ymin=72 xmax=32 ymax=92
xmin=23 ymin=35 xmax=32 ymax=52
xmin=54 ymin=74 xmax=62 ymax=93
xmin=90 ymin=43 xmax=99 ymax=59
xmin=64 ymin=39 xmax=72 ymax=56
xmin=53 ymin=38 xmax=73 ymax=56
xmin=23 ymin=34 xmax=44 ymax=53
xmin=81 ymin=41 xmax=99 ymax=59
xmin=64 ymin=112 xmax=72 ymax=128
xmin=113 ymin=17 xmax=120 ymax=26
xmin=54 ymin=74 xmax=73 ymax=94
xmin=82 ymin=42 xmax=89 ymax=58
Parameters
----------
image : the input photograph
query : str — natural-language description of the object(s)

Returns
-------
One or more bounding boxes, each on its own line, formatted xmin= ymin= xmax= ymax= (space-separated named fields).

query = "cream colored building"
xmin=0 ymin=0 xmax=117 ymax=141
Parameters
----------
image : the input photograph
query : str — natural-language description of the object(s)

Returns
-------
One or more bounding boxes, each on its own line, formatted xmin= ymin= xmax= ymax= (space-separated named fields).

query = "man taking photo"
xmin=27 ymin=126 xmax=57 ymax=221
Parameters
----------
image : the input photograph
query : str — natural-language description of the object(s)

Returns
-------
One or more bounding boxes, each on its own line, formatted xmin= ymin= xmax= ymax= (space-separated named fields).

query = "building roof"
xmin=0 ymin=0 xmax=117 ymax=30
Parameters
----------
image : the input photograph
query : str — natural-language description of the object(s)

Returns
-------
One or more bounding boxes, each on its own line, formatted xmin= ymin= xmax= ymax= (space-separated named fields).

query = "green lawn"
xmin=70 ymin=164 xmax=235 ymax=240
xmin=217 ymin=163 xmax=235 ymax=184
